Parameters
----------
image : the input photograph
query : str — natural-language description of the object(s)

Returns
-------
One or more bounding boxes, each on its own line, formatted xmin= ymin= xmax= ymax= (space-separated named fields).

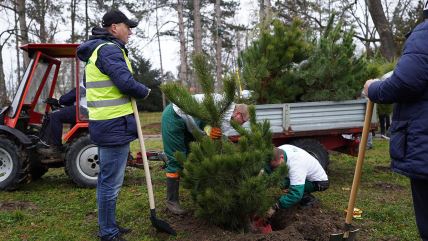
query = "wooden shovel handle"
xmin=345 ymin=99 xmax=374 ymax=225
xmin=131 ymin=98 xmax=156 ymax=210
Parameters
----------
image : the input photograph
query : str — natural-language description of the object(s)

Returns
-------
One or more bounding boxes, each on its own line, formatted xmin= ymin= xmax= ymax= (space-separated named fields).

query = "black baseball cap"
xmin=102 ymin=9 xmax=138 ymax=28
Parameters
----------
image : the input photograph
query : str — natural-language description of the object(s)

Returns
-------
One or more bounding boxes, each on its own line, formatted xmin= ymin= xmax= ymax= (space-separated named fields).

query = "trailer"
xmin=229 ymin=99 xmax=377 ymax=170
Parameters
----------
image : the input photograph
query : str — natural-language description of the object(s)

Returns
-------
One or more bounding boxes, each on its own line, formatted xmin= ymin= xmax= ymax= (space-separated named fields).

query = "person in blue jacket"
xmin=77 ymin=9 xmax=150 ymax=241
xmin=38 ymin=88 xmax=77 ymax=155
xmin=364 ymin=4 xmax=428 ymax=239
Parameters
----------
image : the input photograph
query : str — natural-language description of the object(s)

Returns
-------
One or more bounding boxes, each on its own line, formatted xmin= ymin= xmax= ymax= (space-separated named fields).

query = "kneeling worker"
xmin=266 ymin=144 xmax=329 ymax=216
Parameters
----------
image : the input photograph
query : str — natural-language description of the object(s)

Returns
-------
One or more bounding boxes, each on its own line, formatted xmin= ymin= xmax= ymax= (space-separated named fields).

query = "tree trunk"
xmin=71 ymin=0 xmax=76 ymax=43
xmin=39 ymin=1 xmax=48 ymax=43
xmin=85 ymin=0 xmax=89 ymax=40
xmin=155 ymin=0 xmax=166 ymax=109
xmin=214 ymin=0 xmax=222 ymax=90
xmin=16 ymin=0 xmax=29 ymax=66
xmin=264 ymin=0 xmax=271 ymax=24
xmin=259 ymin=0 xmax=265 ymax=24
xmin=193 ymin=0 xmax=202 ymax=54
xmin=193 ymin=0 xmax=202 ymax=91
xmin=177 ymin=0 xmax=187 ymax=86
xmin=14 ymin=2 xmax=21 ymax=84
xmin=367 ymin=0 xmax=397 ymax=61
xmin=0 ymin=45 xmax=9 ymax=105
xmin=70 ymin=0 xmax=77 ymax=87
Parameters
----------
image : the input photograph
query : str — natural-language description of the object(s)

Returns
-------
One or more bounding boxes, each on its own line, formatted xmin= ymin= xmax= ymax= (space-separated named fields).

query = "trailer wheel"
xmin=65 ymin=135 xmax=99 ymax=188
xmin=0 ymin=139 xmax=30 ymax=191
xmin=290 ymin=138 xmax=329 ymax=171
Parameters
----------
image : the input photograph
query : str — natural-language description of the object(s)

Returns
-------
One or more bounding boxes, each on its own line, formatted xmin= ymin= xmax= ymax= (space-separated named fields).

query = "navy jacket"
xmin=368 ymin=20 xmax=428 ymax=180
xmin=76 ymin=27 xmax=150 ymax=146
xmin=59 ymin=88 xmax=76 ymax=106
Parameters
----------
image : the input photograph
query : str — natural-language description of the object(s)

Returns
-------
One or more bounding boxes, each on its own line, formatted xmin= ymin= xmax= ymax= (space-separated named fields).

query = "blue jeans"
xmin=97 ymin=143 xmax=130 ymax=239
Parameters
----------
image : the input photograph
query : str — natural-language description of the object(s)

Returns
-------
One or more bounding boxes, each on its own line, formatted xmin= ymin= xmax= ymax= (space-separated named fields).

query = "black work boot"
xmin=300 ymin=193 xmax=318 ymax=207
xmin=166 ymin=178 xmax=186 ymax=215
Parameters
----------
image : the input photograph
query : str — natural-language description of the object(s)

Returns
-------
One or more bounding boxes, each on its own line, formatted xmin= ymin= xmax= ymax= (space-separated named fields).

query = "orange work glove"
xmin=209 ymin=127 xmax=222 ymax=139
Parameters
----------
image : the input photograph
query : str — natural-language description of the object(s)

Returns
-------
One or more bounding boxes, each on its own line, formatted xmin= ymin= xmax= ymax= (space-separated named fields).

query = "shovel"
xmin=329 ymin=99 xmax=374 ymax=241
xmin=131 ymin=98 xmax=176 ymax=235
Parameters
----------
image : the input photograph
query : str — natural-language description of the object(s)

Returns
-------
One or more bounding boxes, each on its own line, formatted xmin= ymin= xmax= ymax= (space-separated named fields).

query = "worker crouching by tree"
xmin=161 ymin=94 xmax=249 ymax=215
xmin=265 ymin=145 xmax=329 ymax=217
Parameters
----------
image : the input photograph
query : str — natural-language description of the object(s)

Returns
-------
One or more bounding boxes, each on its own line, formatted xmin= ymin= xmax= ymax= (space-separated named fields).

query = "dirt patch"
xmin=161 ymin=203 xmax=353 ymax=241
xmin=0 ymin=201 xmax=38 ymax=212
xmin=142 ymin=123 xmax=161 ymax=135
xmin=374 ymin=165 xmax=391 ymax=173
xmin=370 ymin=181 xmax=405 ymax=191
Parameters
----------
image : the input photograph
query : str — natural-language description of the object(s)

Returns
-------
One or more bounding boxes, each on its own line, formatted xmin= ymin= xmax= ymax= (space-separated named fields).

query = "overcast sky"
xmin=0 ymin=0 xmax=257 ymax=87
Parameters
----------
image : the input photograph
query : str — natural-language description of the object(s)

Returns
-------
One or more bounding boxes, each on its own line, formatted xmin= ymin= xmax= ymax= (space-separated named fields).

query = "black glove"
xmin=44 ymin=97 xmax=60 ymax=107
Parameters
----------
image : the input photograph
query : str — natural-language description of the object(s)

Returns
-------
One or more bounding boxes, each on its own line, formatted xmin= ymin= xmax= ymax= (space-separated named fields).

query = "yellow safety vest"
xmin=85 ymin=42 xmax=133 ymax=120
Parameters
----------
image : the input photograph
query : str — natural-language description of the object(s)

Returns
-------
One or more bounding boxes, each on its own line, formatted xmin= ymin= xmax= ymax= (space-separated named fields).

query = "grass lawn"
xmin=0 ymin=138 xmax=419 ymax=240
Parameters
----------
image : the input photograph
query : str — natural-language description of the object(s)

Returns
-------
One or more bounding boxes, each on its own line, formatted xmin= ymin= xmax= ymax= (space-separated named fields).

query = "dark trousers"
xmin=411 ymin=178 xmax=428 ymax=241
xmin=44 ymin=106 xmax=76 ymax=146
xmin=379 ymin=114 xmax=390 ymax=135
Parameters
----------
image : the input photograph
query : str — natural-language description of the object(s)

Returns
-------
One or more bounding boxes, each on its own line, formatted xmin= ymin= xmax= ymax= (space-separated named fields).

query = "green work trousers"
xmin=162 ymin=104 xmax=196 ymax=174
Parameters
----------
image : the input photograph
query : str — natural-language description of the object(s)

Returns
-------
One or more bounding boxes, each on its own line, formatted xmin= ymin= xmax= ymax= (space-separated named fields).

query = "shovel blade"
xmin=329 ymin=229 xmax=359 ymax=241
xmin=150 ymin=213 xmax=176 ymax=235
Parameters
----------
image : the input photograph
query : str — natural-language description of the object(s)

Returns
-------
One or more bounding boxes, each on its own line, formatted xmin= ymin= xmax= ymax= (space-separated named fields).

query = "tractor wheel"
xmin=65 ymin=135 xmax=99 ymax=188
xmin=290 ymin=138 xmax=330 ymax=171
xmin=0 ymin=139 xmax=30 ymax=191
xmin=29 ymin=155 xmax=48 ymax=180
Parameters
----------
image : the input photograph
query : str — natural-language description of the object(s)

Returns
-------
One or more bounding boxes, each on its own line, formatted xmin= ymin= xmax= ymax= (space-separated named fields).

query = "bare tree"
xmin=177 ymin=0 xmax=187 ymax=85
xmin=259 ymin=0 xmax=271 ymax=26
xmin=367 ymin=0 xmax=397 ymax=60
xmin=27 ymin=0 xmax=62 ymax=43
xmin=85 ymin=0 xmax=89 ymax=40
xmin=193 ymin=0 xmax=202 ymax=54
xmin=214 ymin=0 xmax=222 ymax=88
xmin=16 ymin=0 xmax=29 ymax=67
xmin=192 ymin=0 xmax=202 ymax=91
xmin=154 ymin=0 xmax=166 ymax=108
xmin=0 ymin=30 xmax=15 ymax=105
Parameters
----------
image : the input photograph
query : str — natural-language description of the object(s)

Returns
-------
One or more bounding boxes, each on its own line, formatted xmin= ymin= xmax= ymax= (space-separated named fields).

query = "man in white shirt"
xmin=266 ymin=144 xmax=329 ymax=216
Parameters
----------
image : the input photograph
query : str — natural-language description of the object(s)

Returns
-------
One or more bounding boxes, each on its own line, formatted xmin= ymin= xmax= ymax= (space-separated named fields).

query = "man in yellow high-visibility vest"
xmin=77 ymin=9 xmax=150 ymax=241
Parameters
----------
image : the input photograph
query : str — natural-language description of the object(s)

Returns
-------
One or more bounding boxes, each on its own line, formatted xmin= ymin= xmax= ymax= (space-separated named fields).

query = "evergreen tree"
xmin=297 ymin=15 xmax=375 ymax=101
xmin=161 ymin=53 xmax=287 ymax=230
xmin=239 ymin=19 xmax=311 ymax=104
xmin=161 ymin=54 xmax=236 ymax=128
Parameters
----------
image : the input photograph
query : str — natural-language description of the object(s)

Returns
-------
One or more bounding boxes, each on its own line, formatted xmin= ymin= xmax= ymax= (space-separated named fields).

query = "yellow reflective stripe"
xmin=88 ymin=102 xmax=133 ymax=120
xmin=86 ymin=80 xmax=114 ymax=88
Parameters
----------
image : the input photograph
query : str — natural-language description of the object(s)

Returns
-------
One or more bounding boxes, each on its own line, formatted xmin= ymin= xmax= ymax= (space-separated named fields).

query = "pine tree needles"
xmin=179 ymin=106 xmax=287 ymax=231
xmin=161 ymin=54 xmax=287 ymax=231
xmin=160 ymin=54 xmax=236 ymax=128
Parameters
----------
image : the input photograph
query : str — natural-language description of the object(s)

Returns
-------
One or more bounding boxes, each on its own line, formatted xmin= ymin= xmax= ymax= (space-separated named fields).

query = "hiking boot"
xmin=166 ymin=178 xmax=186 ymax=215
xmin=37 ymin=144 xmax=62 ymax=156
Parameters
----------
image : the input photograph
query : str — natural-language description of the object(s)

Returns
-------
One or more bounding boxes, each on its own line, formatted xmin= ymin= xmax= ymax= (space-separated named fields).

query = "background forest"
xmin=0 ymin=0 xmax=423 ymax=108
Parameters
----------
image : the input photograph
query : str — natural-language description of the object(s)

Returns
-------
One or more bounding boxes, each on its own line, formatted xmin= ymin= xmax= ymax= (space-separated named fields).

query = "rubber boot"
xmin=166 ymin=178 xmax=186 ymax=215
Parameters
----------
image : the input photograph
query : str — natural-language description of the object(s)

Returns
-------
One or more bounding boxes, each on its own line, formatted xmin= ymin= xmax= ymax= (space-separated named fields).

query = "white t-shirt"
xmin=278 ymin=144 xmax=328 ymax=186
xmin=172 ymin=94 xmax=236 ymax=135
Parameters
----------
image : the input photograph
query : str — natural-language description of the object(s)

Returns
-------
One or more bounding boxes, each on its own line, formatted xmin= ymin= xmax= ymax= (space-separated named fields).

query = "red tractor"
xmin=0 ymin=44 xmax=163 ymax=190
